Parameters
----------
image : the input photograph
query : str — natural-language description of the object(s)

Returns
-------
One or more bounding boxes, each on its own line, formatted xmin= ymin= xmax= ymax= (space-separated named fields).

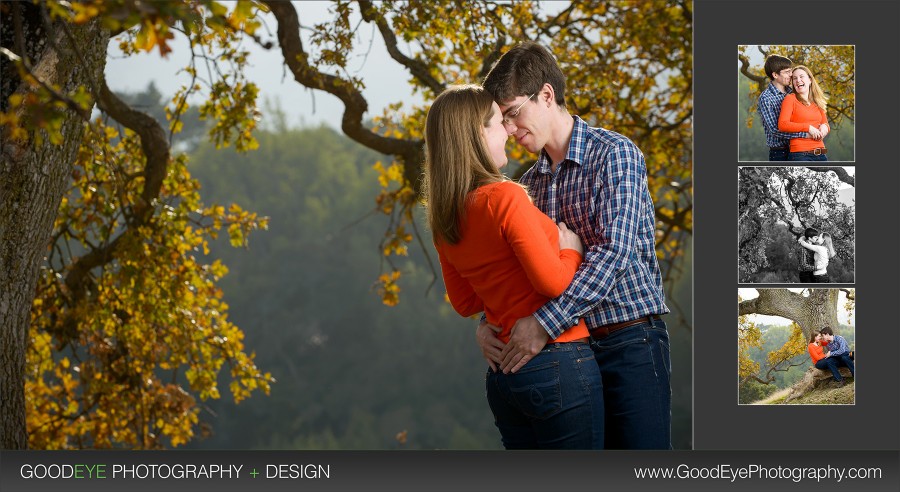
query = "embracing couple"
xmin=807 ymin=327 xmax=855 ymax=386
xmin=423 ymin=42 xmax=671 ymax=449
xmin=758 ymin=54 xmax=830 ymax=161
xmin=797 ymin=227 xmax=836 ymax=283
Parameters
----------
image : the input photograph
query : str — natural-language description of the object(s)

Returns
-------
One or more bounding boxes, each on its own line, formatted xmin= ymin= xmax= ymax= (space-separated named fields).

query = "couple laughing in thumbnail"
xmin=758 ymin=54 xmax=830 ymax=162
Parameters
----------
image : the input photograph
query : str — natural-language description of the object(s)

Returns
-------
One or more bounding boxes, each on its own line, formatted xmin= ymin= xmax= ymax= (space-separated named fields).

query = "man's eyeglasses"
xmin=501 ymin=93 xmax=535 ymax=126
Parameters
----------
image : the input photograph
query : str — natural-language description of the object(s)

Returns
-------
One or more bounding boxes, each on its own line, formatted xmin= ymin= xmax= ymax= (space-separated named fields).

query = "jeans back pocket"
xmin=507 ymin=361 xmax=561 ymax=420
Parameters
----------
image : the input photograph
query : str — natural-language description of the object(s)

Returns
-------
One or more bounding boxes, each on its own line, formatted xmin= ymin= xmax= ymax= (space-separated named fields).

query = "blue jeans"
xmin=769 ymin=147 xmax=789 ymax=161
xmin=789 ymin=152 xmax=828 ymax=161
xmin=590 ymin=318 xmax=672 ymax=449
xmin=486 ymin=342 xmax=603 ymax=449
xmin=815 ymin=355 xmax=854 ymax=381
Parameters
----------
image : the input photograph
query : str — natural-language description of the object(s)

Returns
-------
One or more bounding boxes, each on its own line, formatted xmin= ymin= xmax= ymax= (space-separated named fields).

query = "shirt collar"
xmin=534 ymin=115 xmax=588 ymax=174
xmin=767 ymin=81 xmax=793 ymax=96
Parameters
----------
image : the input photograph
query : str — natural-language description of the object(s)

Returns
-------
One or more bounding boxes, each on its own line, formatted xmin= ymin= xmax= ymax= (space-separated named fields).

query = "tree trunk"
xmin=785 ymin=366 xmax=853 ymax=403
xmin=739 ymin=289 xmax=840 ymax=338
xmin=0 ymin=11 xmax=108 ymax=449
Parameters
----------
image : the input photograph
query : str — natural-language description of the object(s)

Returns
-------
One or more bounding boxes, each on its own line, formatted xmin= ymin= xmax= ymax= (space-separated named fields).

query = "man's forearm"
xmin=759 ymin=100 xmax=807 ymax=141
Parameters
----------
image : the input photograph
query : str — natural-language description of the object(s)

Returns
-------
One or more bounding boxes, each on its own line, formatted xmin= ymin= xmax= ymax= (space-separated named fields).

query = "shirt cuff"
xmin=533 ymin=303 xmax=573 ymax=340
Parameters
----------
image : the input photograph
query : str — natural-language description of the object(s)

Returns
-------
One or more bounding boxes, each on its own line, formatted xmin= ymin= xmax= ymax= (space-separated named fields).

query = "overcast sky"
xmin=836 ymin=167 xmax=855 ymax=205
xmin=105 ymin=2 xmax=423 ymax=130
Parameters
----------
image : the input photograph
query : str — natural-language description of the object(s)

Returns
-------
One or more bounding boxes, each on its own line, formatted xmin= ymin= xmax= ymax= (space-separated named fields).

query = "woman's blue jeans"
xmin=590 ymin=319 xmax=672 ymax=449
xmin=788 ymin=152 xmax=828 ymax=161
xmin=486 ymin=342 xmax=603 ymax=449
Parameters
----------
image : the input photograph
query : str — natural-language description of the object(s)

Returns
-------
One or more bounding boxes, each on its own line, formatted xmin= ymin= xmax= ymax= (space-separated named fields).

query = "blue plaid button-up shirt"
xmin=520 ymin=116 xmax=669 ymax=339
xmin=797 ymin=243 xmax=816 ymax=272
xmin=758 ymin=82 xmax=807 ymax=149
xmin=827 ymin=335 xmax=851 ymax=357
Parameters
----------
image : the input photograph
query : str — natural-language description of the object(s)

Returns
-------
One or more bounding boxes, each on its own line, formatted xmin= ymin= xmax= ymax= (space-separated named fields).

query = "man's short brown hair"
xmin=483 ymin=42 xmax=567 ymax=107
xmin=764 ymin=54 xmax=793 ymax=81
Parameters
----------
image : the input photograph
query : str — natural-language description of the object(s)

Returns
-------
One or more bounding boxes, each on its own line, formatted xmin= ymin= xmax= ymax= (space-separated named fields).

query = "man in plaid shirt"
xmin=757 ymin=54 xmax=813 ymax=161
xmin=820 ymin=326 xmax=854 ymax=385
xmin=797 ymin=228 xmax=819 ymax=282
xmin=479 ymin=42 xmax=671 ymax=449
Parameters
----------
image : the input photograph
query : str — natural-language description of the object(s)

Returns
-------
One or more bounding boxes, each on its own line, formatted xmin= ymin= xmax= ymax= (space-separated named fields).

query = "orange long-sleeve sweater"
xmin=778 ymin=93 xmax=829 ymax=153
xmin=808 ymin=342 xmax=827 ymax=364
xmin=436 ymin=181 xmax=589 ymax=344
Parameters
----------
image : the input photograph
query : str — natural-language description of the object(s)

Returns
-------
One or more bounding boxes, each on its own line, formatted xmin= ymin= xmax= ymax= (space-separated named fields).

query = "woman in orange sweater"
xmin=778 ymin=65 xmax=830 ymax=161
xmin=808 ymin=331 xmax=829 ymax=364
xmin=423 ymin=85 xmax=603 ymax=449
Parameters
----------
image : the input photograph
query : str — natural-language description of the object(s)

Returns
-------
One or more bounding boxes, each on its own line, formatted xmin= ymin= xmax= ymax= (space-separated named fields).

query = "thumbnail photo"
xmin=738 ymin=166 xmax=855 ymax=284
xmin=738 ymin=44 xmax=855 ymax=162
xmin=739 ymin=288 xmax=855 ymax=405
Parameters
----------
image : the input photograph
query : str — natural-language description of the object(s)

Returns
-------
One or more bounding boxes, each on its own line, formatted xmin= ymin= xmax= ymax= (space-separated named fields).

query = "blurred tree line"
xmin=186 ymin=118 xmax=498 ymax=449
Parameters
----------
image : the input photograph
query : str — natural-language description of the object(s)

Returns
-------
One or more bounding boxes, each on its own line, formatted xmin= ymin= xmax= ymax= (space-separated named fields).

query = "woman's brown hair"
xmin=792 ymin=65 xmax=829 ymax=112
xmin=423 ymin=85 xmax=512 ymax=244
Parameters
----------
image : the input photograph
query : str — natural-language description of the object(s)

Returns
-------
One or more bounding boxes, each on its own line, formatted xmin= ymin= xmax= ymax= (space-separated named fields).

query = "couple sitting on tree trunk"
xmin=807 ymin=326 xmax=854 ymax=386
